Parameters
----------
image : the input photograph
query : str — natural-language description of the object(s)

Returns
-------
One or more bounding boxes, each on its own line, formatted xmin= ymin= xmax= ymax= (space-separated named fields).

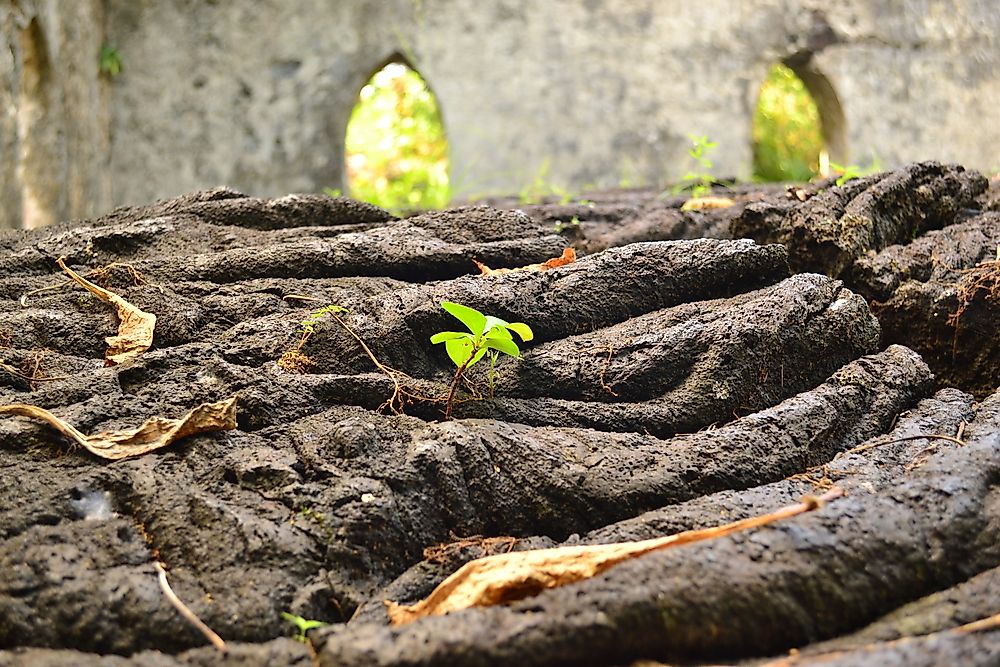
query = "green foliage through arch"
xmin=345 ymin=62 xmax=450 ymax=213
xmin=752 ymin=64 xmax=824 ymax=182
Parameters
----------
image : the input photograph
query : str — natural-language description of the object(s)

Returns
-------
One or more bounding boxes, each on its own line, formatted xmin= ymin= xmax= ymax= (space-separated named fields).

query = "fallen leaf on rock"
xmin=786 ymin=186 xmax=811 ymax=202
xmin=473 ymin=247 xmax=576 ymax=275
xmin=680 ymin=195 xmax=736 ymax=212
xmin=57 ymin=257 xmax=156 ymax=365
xmin=0 ymin=396 xmax=238 ymax=460
xmin=386 ymin=487 xmax=843 ymax=625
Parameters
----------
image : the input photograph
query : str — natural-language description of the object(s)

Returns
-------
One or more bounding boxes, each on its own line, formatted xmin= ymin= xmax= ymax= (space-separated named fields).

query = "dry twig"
xmin=154 ymin=562 xmax=226 ymax=653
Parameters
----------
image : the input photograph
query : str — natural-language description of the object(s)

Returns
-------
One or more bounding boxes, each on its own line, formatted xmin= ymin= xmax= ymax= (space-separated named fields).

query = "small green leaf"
xmin=485 ymin=337 xmax=520 ymax=358
xmin=430 ymin=331 xmax=468 ymax=344
xmin=299 ymin=619 xmax=327 ymax=631
xmin=281 ymin=612 xmax=327 ymax=642
xmin=441 ymin=302 xmax=487 ymax=335
xmin=484 ymin=326 xmax=513 ymax=341
xmin=445 ymin=338 xmax=474 ymax=367
xmin=482 ymin=315 xmax=509 ymax=334
xmin=504 ymin=322 xmax=533 ymax=342
xmin=467 ymin=347 xmax=488 ymax=368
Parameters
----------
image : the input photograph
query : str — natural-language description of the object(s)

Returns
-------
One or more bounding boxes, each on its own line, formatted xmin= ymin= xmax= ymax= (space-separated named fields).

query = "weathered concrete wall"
xmin=2 ymin=0 xmax=999 ymax=228
xmin=1 ymin=0 xmax=111 ymax=229
xmin=0 ymin=4 xmax=20 ymax=228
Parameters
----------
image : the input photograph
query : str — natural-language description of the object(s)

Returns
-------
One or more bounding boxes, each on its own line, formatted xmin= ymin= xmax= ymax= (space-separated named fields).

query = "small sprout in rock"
xmin=553 ymin=216 xmax=581 ymax=234
xmin=829 ymin=158 xmax=883 ymax=187
xmin=830 ymin=162 xmax=861 ymax=187
xmin=280 ymin=612 xmax=327 ymax=643
xmin=278 ymin=304 xmax=350 ymax=373
xmin=323 ymin=187 xmax=343 ymax=198
xmin=278 ymin=302 xmax=423 ymax=413
xmin=99 ymin=44 xmax=123 ymax=78
xmin=299 ymin=305 xmax=349 ymax=337
xmin=297 ymin=506 xmax=334 ymax=540
xmin=299 ymin=506 xmax=324 ymax=522
xmin=555 ymin=186 xmax=575 ymax=205
xmin=431 ymin=302 xmax=533 ymax=420
xmin=672 ymin=134 xmax=718 ymax=199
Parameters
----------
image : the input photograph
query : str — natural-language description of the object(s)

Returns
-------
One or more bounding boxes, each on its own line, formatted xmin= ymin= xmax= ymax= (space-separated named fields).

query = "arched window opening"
xmin=344 ymin=61 xmax=449 ymax=213
xmin=752 ymin=63 xmax=826 ymax=182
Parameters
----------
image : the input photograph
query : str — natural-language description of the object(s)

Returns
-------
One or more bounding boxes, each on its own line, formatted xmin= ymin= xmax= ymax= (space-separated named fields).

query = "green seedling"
xmin=99 ymin=44 xmax=122 ymax=78
xmin=685 ymin=134 xmax=717 ymax=198
xmin=322 ymin=187 xmax=343 ymax=198
xmin=553 ymin=215 xmax=581 ymax=234
xmin=829 ymin=158 xmax=883 ymax=187
xmin=278 ymin=304 xmax=350 ymax=373
xmin=431 ymin=302 xmax=533 ymax=420
xmin=280 ymin=611 xmax=326 ymax=643
xmin=670 ymin=134 xmax=718 ymax=199
xmin=830 ymin=162 xmax=861 ymax=187
xmin=298 ymin=305 xmax=349 ymax=337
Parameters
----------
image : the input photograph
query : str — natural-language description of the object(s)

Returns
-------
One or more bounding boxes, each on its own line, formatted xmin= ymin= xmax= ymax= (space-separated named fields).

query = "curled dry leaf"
xmin=57 ymin=257 xmax=156 ymax=365
xmin=680 ymin=195 xmax=736 ymax=212
xmin=786 ymin=186 xmax=812 ymax=202
xmin=0 ymin=396 xmax=238 ymax=460
xmin=386 ymin=487 xmax=843 ymax=625
xmin=473 ymin=247 xmax=576 ymax=276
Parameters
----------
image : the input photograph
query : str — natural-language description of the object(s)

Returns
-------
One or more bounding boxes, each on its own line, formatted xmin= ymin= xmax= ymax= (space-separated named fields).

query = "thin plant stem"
xmin=444 ymin=358 xmax=472 ymax=421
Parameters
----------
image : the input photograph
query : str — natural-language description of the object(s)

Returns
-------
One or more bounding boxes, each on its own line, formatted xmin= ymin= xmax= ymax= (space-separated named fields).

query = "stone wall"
xmin=1 ymin=0 xmax=110 ymax=228
xmin=1 ymin=0 xmax=998 ymax=228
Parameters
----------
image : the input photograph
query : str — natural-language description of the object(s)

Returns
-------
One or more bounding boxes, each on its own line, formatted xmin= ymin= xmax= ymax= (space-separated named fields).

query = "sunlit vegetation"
xmin=344 ymin=62 xmax=450 ymax=213
xmin=752 ymin=63 xmax=825 ymax=182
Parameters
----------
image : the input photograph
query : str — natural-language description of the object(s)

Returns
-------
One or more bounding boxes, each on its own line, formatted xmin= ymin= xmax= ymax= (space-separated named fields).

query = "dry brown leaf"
xmin=680 ymin=196 xmax=736 ymax=211
xmin=473 ymin=247 xmax=576 ymax=276
xmin=57 ymin=257 xmax=156 ymax=365
xmin=786 ymin=186 xmax=811 ymax=202
xmin=386 ymin=487 xmax=843 ymax=625
xmin=0 ymin=396 xmax=238 ymax=460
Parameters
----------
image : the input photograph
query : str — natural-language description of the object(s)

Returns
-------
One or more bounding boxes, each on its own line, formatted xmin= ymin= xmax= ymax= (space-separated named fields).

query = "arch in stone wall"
xmin=785 ymin=59 xmax=848 ymax=168
xmin=751 ymin=56 xmax=849 ymax=180
xmin=343 ymin=52 xmax=450 ymax=210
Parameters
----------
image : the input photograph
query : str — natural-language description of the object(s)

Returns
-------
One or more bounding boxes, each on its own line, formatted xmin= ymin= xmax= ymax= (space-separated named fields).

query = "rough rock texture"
xmin=794 ymin=565 xmax=1000 ymax=655
xmin=754 ymin=630 xmax=1000 ymax=667
xmin=0 ymin=640 xmax=311 ymax=667
xmin=314 ymin=392 xmax=1000 ymax=666
xmin=0 ymin=189 xmax=996 ymax=666
xmin=5 ymin=2 xmax=1000 ymax=227
xmin=731 ymin=162 xmax=988 ymax=278
xmin=352 ymin=385 xmax=977 ymax=625
xmin=722 ymin=164 xmax=997 ymax=399
xmin=855 ymin=211 xmax=1000 ymax=398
